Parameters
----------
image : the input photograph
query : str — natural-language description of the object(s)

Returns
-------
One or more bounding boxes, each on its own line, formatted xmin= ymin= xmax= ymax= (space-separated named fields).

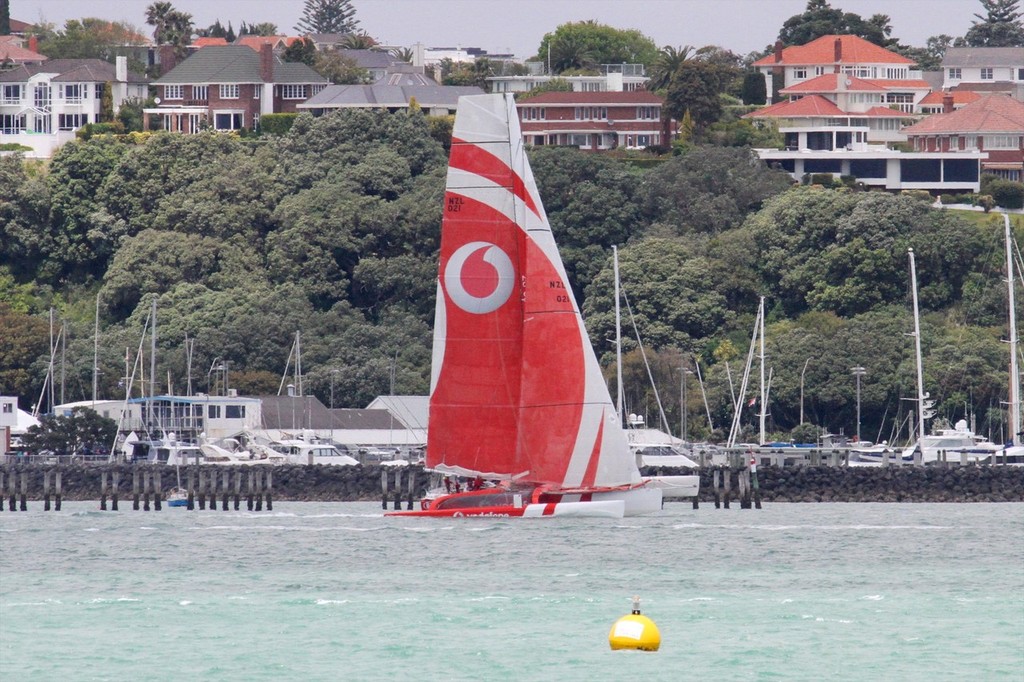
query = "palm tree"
xmin=390 ymin=46 xmax=414 ymax=63
xmin=549 ymin=34 xmax=597 ymax=74
xmin=340 ymin=31 xmax=377 ymax=50
xmin=648 ymin=45 xmax=693 ymax=92
xmin=145 ymin=2 xmax=174 ymax=43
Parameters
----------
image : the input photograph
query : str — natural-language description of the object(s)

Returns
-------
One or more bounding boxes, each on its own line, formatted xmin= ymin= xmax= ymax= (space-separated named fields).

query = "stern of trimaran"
xmin=388 ymin=94 xmax=698 ymax=519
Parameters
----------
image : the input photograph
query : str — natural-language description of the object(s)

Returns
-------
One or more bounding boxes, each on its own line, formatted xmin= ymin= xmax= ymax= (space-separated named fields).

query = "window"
xmin=885 ymin=67 xmax=907 ymax=79
xmin=2 ymin=402 xmax=12 ymax=414
xmin=1019 ymin=68 xmax=1024 ymax=81
xmin=985 ymin=135 xmax=1020 ymax=149
xmin=981 ymin=67 xmax=993 ymax=80
xmin=208 ymin=405 xmax=221 ymax=419
xmin=312 ymin=84 xmax=326 ymax=96
xmin=281 ymin=84 xmax=306 ymax=99
xmin=192 ymin=85 xmax=208 ymax=101
xmin=793 ymin=68 xmax=807 ymax=80
xmin=63 ymin=84 xmax=82 ymax=103
xmin=842 ymin=65 xmax=874 ymax=78
xmin=814 ymin=66 xmax=826 ymax=76
xmin=58 ymin=113 xmax=87 ymax=130
xmin=2 ymin=84 xmax=21 ymax=104
xmin=34 ymin=84 xmax=51 ymax=112
xmin=948 ymin=67 xmax=961 ymax=80
xmin=254 ymin=87 xmax=260 ymax=100
xmin=948 ymin=136 xmax=960 ymax=151
xmin=164 ymin=84 xmax=183 ymax=100
xmin=573 ymin=106 xmax=606 ymax=120
xmin=521 ymin=107 xmax=545 ymax=120
xmin=567 ymin=133 xmax=590 ymax=146
xmin=965 ymin=135 xmax=978 ymax=150
xmin=225 ymin=405 xmax=245 ymax=419
xmin=214 ymin=112 xmax=244 ymax=130
xmin=219 ymin=84 xmax=239 ymax=99
xmin=0 ymin=114 xmax=24 ymax=134
xmin=636 ymin=106 xmax=658 ymax=120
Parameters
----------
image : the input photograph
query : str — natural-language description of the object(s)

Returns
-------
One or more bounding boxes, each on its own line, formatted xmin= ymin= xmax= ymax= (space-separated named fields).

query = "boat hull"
xmin=388 ymin=499 xmax=625 ymax=519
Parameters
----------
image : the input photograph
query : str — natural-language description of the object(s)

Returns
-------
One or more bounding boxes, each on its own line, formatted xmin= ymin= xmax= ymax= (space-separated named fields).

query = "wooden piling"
xmin=712 ymin=468 xmax=721 ymax=508
xmin=44 ymin=470 xmax=51 ymax=511
xmin=187 ymin=468 xmax=195 ymax=510
xmin=233 ymin=470 xmax=241 ymax=510
xmin=393 ymin=468 xmax=402 ymax=511
xmin=381 ymin=468 xmax=389 ymax=509
xmin=19 ymin=470 xmax=27 ymax=511
xmin=723 ymin=468 xmax=731 ymax=509
xmin=198 ymin=469 xmax=207 ymax=510
xmin=100 ymin=470 xmax=108 ymax=510
xmin=7 ymin=467 xmax=15 ymax=511
xmin=407 ymin=467 xmax=415 ymax=510
xmin=751 ymin=463 xmax=762 ymax=509
xmin=0 ymin=470 xmax=4 ymax=512
xmin=265 ymin=469 xmax=272 ymax=511
xmin=154 ymin=470 xmax=162 ymax=511
xmin=132 ymin=469 xmax=140 ymax=510
xmin=221 ymin=469 xmax=229 ymax=511
xmin=55 ymin=470 xmax=62 ymax=511
xmin=247 ymin=470 xmax=254 ymax=510
xmin=254 ymin=469 xmax=263 ymax=512
xmin=143 ymin=469 xmax=151 ymax=511
xmin=739 ymin=468 xmax=750 ymax=509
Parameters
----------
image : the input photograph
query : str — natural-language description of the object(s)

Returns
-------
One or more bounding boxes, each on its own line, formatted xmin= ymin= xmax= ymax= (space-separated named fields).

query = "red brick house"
xmin=144 ymin=44 xmax=326 ymax=133
xmin=516 ymin=91 xmax=673 ymax=151
xmin=903 ymin=94 xmax=1024 ymax=180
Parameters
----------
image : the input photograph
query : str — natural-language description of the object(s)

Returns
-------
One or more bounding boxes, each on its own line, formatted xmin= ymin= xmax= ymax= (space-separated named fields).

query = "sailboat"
xmin=388 ymin=94 xmax=697 ymax=518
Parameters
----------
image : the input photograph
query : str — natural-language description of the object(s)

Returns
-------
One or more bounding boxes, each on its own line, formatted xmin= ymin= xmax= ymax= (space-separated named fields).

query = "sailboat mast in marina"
xmin=1005 ymin=215 xmax=1021 ymax=444
xmin=388 ymin=94 xmax=697 ymax=518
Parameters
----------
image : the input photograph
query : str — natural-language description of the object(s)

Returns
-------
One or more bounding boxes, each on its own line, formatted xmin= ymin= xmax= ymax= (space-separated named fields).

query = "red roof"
xmin=860 ymin=106 xmax=912 ymax=118
xmin=753 ymin=34 xmax=914 ymax=67
xmin=782 ymin=73 xmax=887 ymax=94
xmin=517 ymin=91 xmax=664 ymax=105
xmin=919 ymin=90 xmax=982 ymax=106
xmin=0 ymin=39 xmax=46 ymax=63
xmin=903 ymin=94 xmax=1024 ymax=135
xmin=191 ymin=37 xmax=229 ymax=48
xmin=744 ymin=95 xmax=847 ymax=118
xmin=865 ymin=79 xmax=930 ymax=89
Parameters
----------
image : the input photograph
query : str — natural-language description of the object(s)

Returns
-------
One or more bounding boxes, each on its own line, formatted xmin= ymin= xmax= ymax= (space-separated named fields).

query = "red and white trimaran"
xmin=388 ymin=94 xmax=698 ymax=518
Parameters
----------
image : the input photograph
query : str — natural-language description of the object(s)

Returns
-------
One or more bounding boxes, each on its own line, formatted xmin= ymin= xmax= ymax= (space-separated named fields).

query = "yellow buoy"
xmin=608 ymin=596 xmax=661 ymax=651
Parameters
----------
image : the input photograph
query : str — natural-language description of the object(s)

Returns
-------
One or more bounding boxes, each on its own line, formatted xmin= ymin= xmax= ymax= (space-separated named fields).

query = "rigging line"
xmin=621 ymin=287 xmax=672 ymax=438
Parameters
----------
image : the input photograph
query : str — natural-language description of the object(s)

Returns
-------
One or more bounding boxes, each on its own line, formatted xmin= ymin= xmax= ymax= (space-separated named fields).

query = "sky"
xmin=13 ymin=0 xmax=980 ymax=59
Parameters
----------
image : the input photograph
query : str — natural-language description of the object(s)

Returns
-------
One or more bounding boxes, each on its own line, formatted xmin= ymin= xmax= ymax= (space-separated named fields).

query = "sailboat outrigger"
xmin=388 ymin=94 xmax=697 ymax=518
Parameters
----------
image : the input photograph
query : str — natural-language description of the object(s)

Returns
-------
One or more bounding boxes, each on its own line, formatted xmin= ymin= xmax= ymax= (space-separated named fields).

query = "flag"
xmin=747 ymin=397 xmax=756 ymax=407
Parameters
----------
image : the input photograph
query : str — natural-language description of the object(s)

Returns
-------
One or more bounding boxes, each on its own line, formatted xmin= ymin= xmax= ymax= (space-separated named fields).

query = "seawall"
xmin=1 ymin=464 xmax=1022 ymax=503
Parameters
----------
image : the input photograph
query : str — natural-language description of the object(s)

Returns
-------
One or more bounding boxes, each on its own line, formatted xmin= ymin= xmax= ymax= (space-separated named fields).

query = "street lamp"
xmin=800 ymin=358 xmax=811 ymax=425
xmin=851 ymin=366 xmax=866 ymax=441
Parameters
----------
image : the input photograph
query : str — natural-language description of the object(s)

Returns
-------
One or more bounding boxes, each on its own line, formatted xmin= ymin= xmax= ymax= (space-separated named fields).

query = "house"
xmin=489 ymin=63 xmax=648 ymax=94
xmin=298 ymin=82 xmax=483 ymax=116
xmin=0 ymin=35 xmax=47 ymax=67
xmin=753 ymin=35 xmax=921 ymax=103
xmin=516 ymin=90 xmax=673 ymax=150
xmin=0 ymin=396 xmax=16 ymax=457
xmin=0 ymin=56 xmax=149 ymax=158
xmin=918 ymin=90 xmax=982 ymax=115
xmin=144 ymin=44 xmax=327 ymax=133
xmin=942 ymin=47 xmax=1024 ymax=100
xmin=903 ymin=94 xmax=1024 ymax=181
xmin=337 ymin=48 xmax=404 ymax=82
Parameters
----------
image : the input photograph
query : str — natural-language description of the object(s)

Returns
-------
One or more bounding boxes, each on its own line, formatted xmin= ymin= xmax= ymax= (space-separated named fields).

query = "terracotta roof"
xmin=0 ymin=41 xmax=46 ymax=63
xmin=864 ymin=79 xmax=931 ymax=89
xmin=517 ymin=90 xmax=664 ymax=105
xmin=903 ymin=94 xmax=1024 ymax=135
xmin=191 ymin=37 xmax=229 ymax=48
xmin=752 ymin=34 xmax=914 ymax=67
xmin=743 ymin=95 xmax=847 ymax=118
xmin=919 ymin=90 xmax=982 ymax=106
xmin=860 ymin=106 xmax=913 ymax=118
xmin=781 ymin=73 xmax=887 ymax=93
xmin=235 ymin=35 xmax=288 ymax=50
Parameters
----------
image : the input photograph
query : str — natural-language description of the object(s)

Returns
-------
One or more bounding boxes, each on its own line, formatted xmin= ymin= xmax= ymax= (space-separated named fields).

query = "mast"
xmin=1006 ymin=215 xmax=1021 ymax=443
xmin=613 ymin=245 xmax=623 ymax=423
xmin=908 ymin=248 xmax=928 ymax=443
xmin=150 ymin=298 xmax=157 ymax=399
xmin=758 ymin=296 xmax=766 ymax=445
xmin=93 ymin=291 xmax=100 ymax=403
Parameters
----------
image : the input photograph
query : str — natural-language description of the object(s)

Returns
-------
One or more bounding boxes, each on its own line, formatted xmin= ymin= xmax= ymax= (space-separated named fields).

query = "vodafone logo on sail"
xmin=444 ymin=241 xmax=515 ymax=314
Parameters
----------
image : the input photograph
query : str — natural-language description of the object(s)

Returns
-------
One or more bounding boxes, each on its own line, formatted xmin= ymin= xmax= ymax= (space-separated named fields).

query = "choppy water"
xmin=1 ymin=502 xmax=1022 ymax=681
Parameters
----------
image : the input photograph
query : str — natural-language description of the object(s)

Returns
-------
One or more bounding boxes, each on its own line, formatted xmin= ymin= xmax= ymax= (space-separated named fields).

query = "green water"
xmin=1 ymin=502 xmax=1022 ymax=681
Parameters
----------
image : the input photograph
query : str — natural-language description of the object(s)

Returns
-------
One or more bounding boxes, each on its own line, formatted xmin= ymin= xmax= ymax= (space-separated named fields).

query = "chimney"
xmin=942 ymin=92 xmax=954 ymax=114
xmin=773 ymin=40 xmax=783 ymax=63
xmin=260 ymin=43 xmax=274 ymax=83
xmin=159 ymin=45 xmax=178 ymax=76
xmin=116 ymin=55 xmax=127 ymax=82
xmin=834 ymin=37 xmax=842 ymax=73
xmin=28 ymin=35 xmax=38 ymax=53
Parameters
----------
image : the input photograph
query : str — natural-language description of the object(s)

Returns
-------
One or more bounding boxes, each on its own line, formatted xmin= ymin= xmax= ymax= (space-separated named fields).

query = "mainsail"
xmin=427 ymin=94 xmax=640 ymax=489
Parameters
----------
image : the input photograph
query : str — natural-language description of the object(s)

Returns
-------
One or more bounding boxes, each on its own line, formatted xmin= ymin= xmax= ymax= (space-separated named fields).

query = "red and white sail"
xmin=427 ymin=94 xmax=640 ymax=489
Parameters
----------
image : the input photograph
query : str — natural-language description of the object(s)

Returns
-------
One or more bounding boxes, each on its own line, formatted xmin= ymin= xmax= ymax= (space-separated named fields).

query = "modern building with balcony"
xmin=516 ymin=90 xmax=672 ymax=150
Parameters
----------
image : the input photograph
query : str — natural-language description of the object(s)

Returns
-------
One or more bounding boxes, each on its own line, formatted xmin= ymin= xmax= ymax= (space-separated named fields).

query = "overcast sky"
xmin=14 ymin=0 xmax=978 ymax=59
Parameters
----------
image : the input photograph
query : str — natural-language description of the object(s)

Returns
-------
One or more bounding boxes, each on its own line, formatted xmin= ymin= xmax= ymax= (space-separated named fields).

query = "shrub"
xmin=977 ymin=194 xmax=995 ymax=212
xmin=939 ymin=193 xmax=956 ymax=205
xmin=0 ymin=143 xmax=33 ymax=152
xmin=75 ymin=121 xmax=125 ymax=140
xmin=259 ymin=113 xmax=297 ymax=135
xmin=809 ymin=173 xmax=835 ymax=187
xmin=987 ymin=179 xmax=1024 ymax=209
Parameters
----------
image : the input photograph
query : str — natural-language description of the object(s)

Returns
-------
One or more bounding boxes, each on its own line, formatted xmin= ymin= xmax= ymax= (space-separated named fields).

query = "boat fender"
xmin=608 ymin=596 xmax=660 ymax=652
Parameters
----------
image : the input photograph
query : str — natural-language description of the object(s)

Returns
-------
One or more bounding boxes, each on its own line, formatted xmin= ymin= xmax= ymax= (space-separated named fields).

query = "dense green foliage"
xmin=534 ymin=21 xmax=660 ymax=73
xmin=1 ymin=102 xmax=1021 ymax=447
xmin=21 ymin=407 xmax=117 ymax=458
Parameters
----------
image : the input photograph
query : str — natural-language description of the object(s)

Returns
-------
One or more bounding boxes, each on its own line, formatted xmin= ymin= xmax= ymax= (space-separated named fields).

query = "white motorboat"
xmin=268 ymin=439 xmax=359 ymax=466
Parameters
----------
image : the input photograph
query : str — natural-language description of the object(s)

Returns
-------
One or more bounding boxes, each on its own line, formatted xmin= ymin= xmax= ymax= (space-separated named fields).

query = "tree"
xmin=536 ymin=21 xmax=660 ymax=74
xmin=340 ymin=32 xmax=377 ymax=50
xmin=35 ymin=18 xmax=150 ymax=62
xmin=963 ymin=0 xmax=1024 ymax=47
xmin=390 ymin=46 xmax=414 ymax=63
xmin=144 ymin=2 xmax=193 ymax=53
xmin=241 ymin=22 xmax=279 ymax=37
xmin=21 ymin=407 xmax=117 ymax=458
xmin=0 ymin=303 xmax=49 ymax=408
xmin=283 ymin=36 xmax=318 ymax=66
xmin=314 ymin=49 xmax=370 ymax=83
xmin=294 ymin=0 xmax=359 ymax=35
xmin=647 ymin=45 xmax=693 ymax=92
xmin=777 ymin=0 xmax=896 ymax=47
xmin=663 ymin=59 xmax=733 ymax=131
xmin=740 ymin=70 xmax=767 ymax=105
